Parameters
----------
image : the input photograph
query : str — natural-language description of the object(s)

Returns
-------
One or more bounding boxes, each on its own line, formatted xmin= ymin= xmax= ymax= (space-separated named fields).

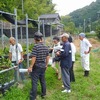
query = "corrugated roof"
xmin=39 ymin=13 xmax=61 ymax=20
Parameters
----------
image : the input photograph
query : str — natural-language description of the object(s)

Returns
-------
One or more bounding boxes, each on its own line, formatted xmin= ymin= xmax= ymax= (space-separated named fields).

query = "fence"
xmin=0 ymin=66 xmax=18 ymax=95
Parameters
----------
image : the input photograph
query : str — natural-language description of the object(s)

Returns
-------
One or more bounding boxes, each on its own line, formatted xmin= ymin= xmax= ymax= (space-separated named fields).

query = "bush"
xmin=96 ymin=25 xmax=100 ymax=39
xmin=85 ymin=33 xmax=97 ymax=38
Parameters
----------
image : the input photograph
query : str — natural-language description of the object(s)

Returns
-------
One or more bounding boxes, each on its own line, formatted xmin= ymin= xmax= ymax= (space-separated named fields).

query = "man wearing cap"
xmin=56 ymin=33 xmax=72 ymax=93
xmin=28 ymin=32 xmax=49 ymax=100
xmin=79 ymin=33 xmax=92 ymax=76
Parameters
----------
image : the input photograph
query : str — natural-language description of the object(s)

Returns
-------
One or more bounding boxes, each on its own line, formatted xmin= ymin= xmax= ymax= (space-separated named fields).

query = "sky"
xmin=52 ymin=0 xmax=96 ymax=16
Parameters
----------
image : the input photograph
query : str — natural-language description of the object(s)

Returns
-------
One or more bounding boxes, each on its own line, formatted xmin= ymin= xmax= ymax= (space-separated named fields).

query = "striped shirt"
xmin=31 ymin=42 xmax=49 ymax=67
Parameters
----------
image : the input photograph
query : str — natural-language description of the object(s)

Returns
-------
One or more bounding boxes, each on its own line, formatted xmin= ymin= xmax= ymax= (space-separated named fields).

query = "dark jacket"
xmin=60 ymin=41 xmax=72 ymax=68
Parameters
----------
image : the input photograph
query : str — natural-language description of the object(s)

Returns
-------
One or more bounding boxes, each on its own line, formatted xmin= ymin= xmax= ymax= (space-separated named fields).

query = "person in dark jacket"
xmin=28 ymin=32 xmax=50 ymax=100
xmin=56 ymin=33 xmax=72 ymax=93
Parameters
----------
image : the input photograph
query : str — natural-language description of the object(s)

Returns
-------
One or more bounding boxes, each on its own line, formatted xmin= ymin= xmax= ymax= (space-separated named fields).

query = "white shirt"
xmin=80 ymin=38 xmax=92 ymax=57
xmin=9 ymin=43 xmax=23 ymax=61
xmin=52 ymin=42 xmax=62 ymax=58
xmin=70 ymin=43 xmax=76 ymax=61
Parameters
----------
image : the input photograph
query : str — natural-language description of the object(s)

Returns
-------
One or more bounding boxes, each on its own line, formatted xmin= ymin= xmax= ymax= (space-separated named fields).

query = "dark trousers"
xmin=30 ymin=66 xmax=46 ymax=100
xmin=69 ymin=62 xmax=75 ymax=82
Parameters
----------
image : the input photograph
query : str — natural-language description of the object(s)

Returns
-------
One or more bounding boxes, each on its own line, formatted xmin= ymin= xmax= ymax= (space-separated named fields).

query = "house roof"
xmin=39 ymin=13 xmax=61 ymax=20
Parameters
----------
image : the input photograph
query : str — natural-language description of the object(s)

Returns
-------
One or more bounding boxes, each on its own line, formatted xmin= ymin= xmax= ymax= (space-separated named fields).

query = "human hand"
xmin=56 ymin=51 xmax=60 ymax=56
xmin=28 ymin=67 xmax=32 ymax=72
xmin=18 ymin=58 xmax=23 ymax=64
xmin=84 ymin=51 xmax=89 ymax=54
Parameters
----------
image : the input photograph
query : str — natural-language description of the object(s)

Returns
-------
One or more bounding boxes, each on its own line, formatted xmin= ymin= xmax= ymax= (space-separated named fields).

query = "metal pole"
xmin=1 ymin=21 xmax=4 ymax=49
xmin=14 ymin=8 xmax=19 ymax=82
xmin=0 ymin=11 xmax=15 ymax=16
xmin=14 ymin=9 xmax=18 ymax=63
xmin=42 ymin=20 xmax=45 ymax=44
xmin=26 ymin=14 xmax=29 ymax=68
xmin=20 ymin=26 xmax=23 ymax=43
xmin=50 ymin=24 xmax=52 ymax=43
xmin=89 ymin=18 xmax=91 ymax=32
xmin=38 ymin=17 xmax=40 ymax=32
xmin=10 ymin=23 xmax=12 ymax=37
xmin=0 ymin=66 xmax=18 ymax=74
xmin=83 ymin=19 xmax=86 ymax=33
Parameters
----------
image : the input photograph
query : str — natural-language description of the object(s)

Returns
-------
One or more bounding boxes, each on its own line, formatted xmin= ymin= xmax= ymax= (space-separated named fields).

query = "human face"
xmin=9 ymin=39 xmax=15 ymax=45
xmin=61 ymin=36 xmax=67 ymax=42
xmin=79 ymin=36 xmax=83 ymax=40
xmin=53 ymin=39 xmax=58 ymax=44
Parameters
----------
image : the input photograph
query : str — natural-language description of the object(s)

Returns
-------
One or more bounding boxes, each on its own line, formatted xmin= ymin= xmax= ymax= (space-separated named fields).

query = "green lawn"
xmin=0 ymin=52 xmax=100 ymax=100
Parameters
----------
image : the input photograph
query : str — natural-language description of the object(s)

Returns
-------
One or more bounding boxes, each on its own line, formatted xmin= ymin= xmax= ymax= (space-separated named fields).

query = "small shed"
xmin=39 ymin=13 xmax=61 ymax=24
xmin=39 ymin=13 xmax=62 ymax=44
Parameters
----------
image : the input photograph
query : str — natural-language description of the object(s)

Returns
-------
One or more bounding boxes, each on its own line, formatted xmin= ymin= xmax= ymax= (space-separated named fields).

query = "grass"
xmin=0 ymin=52 xmax=100 ymax=100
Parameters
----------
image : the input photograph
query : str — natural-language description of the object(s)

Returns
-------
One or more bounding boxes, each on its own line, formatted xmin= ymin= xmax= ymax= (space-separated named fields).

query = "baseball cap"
xmin=34 ymin=32 xmax=43 ymax=38
xmin=79 ymin=33 xmax=85 ymax=38
xmin=60 ymin=33 xmax=69 ymax=38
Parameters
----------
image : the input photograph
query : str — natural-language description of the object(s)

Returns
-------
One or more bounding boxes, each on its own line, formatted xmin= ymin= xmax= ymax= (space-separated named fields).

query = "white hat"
xmin=60 ymin=33 xmax=69 ymax=38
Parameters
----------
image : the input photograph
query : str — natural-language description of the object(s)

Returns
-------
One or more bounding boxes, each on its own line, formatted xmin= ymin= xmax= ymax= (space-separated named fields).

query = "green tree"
xmin=0 ymin=0 xmax=56 ymax=20
xmin=96 ymin=25 xmax=100 ymax=39
xmin=61 ymin=16 xmax=76 ymax=34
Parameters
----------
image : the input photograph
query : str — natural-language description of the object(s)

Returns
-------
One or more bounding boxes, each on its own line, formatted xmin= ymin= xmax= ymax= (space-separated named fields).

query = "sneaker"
xmin=67 ymin=90 xmax=71 ymax=93
xmin=61 ymin=89 xmax=71 ymax=93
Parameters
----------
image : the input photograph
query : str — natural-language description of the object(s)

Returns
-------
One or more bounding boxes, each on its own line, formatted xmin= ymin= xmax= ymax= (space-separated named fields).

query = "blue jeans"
xmin=30 ymin=66 xmax=46 ymax=100
xmin=12 ymin=61 xmax=25 ymax=81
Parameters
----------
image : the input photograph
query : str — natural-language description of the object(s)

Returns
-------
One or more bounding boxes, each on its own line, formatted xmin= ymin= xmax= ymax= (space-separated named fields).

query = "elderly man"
xmin=56 ymin=33 xmax=72 ymax=93
xmin=79 ymin=33 xmax=92 ymax=77
xmin=9 ymin=37 xmax=24 ymax=81
xmin=28 ymin=32 xmax=49 ymax=100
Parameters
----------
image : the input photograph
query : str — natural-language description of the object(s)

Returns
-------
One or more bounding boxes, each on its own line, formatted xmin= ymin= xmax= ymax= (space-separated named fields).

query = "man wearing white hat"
xmin=79 ymin=33 xmax=92 ymax=76
xmin=56 ymin=33 xmax=72 ymax=93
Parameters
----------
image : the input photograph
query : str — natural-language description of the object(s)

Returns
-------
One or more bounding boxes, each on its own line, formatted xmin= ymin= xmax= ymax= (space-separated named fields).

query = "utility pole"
xmin=88 ymin=18 xmax=91 ymax=32
xmin=83 ymin=19 xmax=86 ymax=33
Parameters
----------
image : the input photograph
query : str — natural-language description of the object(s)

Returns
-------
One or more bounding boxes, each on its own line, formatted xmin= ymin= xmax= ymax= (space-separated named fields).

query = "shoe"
xmin=61 ymin=89 xmax=71 ymax=93
xmin=84 ymin=71 xmax=89 ymax=77
xmin=56 ymin=72 xmax=58 ymax=76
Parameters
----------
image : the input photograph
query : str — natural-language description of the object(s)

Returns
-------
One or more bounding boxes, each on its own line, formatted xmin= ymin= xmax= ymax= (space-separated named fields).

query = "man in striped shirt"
xmin=28 ymin=32 xmax=49 ymax=100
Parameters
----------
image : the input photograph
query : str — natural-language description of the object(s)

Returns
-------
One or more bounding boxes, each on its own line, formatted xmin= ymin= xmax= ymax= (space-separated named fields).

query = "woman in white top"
xmin=68 ymin=36 xmax=76 ymax=82
xmin=51 ymin=36 xmax=62 ymax=80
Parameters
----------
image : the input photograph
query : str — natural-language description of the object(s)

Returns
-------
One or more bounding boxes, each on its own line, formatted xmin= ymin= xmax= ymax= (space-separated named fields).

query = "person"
xmin=50 ymin=36 xmax=62 ymax=80
xmin=9 ymin=37 xmax=25 ymax=81
xmin=68 ymin=36 xmax=76 ymax=82
xmin=28 ymin=32 xmax=49 ymax=100
xmin=79 ymin=33 xmax=92 ymax=77
xmin=56 ymin=33 xmax=72 ymax=93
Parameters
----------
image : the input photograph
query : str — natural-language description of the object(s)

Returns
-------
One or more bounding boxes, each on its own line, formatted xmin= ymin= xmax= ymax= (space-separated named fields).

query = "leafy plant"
xmin=96 ymin=25 xmax=100 ymax=39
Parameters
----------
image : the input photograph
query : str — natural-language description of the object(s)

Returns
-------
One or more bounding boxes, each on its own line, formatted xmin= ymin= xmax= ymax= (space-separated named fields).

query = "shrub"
xmin=96 ymin=25 xmax=100 ymax=39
